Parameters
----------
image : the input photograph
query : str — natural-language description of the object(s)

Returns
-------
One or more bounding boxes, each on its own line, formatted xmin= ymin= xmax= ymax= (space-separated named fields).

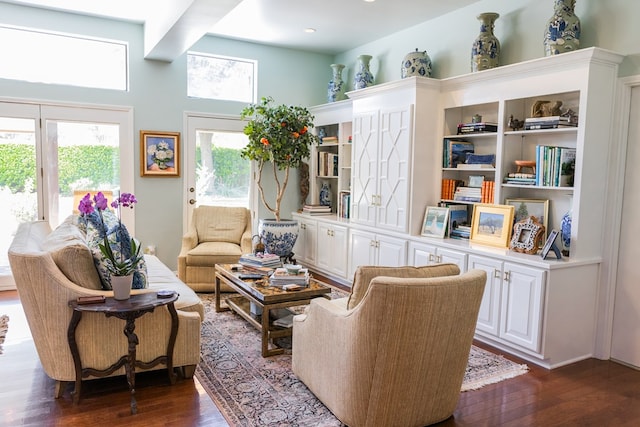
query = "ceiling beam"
xmin=144 ymin=0 xmax=242 ymax=62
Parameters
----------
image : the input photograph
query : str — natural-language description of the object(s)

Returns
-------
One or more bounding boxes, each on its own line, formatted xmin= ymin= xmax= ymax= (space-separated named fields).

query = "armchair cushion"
xmin=195 ymin=206 xmax=249 ymax=244
xmin=347 ymin=263 xmax=461 ymax=309
xmin=186 ymin=241 xmax=244 ymax=265
xmin=41 ymin=220 xmax=102 ymax=290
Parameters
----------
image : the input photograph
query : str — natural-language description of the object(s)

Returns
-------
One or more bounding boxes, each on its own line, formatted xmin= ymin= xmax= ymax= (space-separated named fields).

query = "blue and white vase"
xmin=354 ymin=55 xmax=374 ymax=90
xmin=544 ymin=0 xmax=581 ymax=56
xmin=401 ymin=48 xmax=432 ymax=78
xmin=560 ymin=197 xmax=573 ymax=256
xmin=327 ymin=64 xmax=346 ymax=103
xmin=319 ymin=182 xmax=331 ymax=207
xmin=471 ymin=12 xmax=501 ymax=72
xmin=258 ymin=219 xmax=299 ymax=257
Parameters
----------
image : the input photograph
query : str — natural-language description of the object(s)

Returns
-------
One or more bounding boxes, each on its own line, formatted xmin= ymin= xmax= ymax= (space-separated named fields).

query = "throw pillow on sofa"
xmin=83 ymin=209 xmax=148 ymax=290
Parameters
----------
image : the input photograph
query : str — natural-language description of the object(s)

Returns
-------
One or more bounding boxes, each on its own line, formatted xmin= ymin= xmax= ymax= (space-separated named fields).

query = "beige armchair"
xmin=292 ymin=264 xmax=486 ymax=427
xmin=178 ymin=206 xmax=252 ymax=292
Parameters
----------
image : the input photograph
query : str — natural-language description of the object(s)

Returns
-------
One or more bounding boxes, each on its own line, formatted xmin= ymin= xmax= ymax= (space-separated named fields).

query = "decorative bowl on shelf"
xmin=284 ymin=264 xmax=303 ymax=275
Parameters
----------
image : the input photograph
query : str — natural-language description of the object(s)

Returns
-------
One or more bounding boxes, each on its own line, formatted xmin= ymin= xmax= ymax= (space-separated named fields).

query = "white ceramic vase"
xmin=111 ymin=274 xmax=133 ymax=300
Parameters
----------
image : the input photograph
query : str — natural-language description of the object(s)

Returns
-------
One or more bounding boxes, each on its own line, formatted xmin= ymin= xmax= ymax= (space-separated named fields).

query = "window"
xmin=0 ymin=25 xmax=128 ymax=91
xmin=187 ymin=52 xmax=257 ymax=103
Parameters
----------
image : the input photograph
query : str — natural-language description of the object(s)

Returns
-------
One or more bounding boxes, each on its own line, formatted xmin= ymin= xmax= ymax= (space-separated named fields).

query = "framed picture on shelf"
xmin=510 ymin=216 xmax=545 ymax=254
xmin=470 ymin=204 xmax=515 ymax=248
xmin=421 ymin=206 xmax=450 ymax=238
xmin=140 ymin=130 xmax=180 ymax=177
xmin=505 ymin=198 xmax=549 ymax=242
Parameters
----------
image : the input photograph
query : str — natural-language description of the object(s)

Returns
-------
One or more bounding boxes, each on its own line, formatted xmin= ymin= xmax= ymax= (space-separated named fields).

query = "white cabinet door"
xmin=351 ymin=112 xmax=378 ymax=227
xmin=500 ymin=263 xmax=545 ymax=352
xmin=436 ymin=247 xmax=468 ymax=272
xmin=348 ymin=228 xmax=377 ymax=278
xmin=469 ymin=255 xmax=503 ymax=337
xmin=376 ymin=234 xmax=407 ymax=267
xmin=317 ymin=222 xmax=348 ymax=278
xmin=408 ymin=241 xmax=467 ymax=272
xmin=376 ymin=106 xmax=412 ymax=232
xmin=293 ymin=218 xmax=317 ymax=265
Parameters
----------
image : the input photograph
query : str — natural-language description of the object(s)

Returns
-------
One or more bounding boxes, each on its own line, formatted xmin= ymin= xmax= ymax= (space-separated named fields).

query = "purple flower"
xmin=78 ymin=193 xmax=94 ymax=215
xmin=94 ymin=192 xmax=109 ymax=211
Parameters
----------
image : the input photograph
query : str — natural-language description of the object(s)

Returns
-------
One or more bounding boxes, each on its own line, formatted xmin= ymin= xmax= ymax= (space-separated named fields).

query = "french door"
xmin=0 ymin=100 xmax=133 ymax=290
xmin=184 ymin=113 xmax=255 ymax=232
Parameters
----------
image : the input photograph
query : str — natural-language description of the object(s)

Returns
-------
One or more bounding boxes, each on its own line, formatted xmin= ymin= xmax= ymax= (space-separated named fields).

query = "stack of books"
xmin=453 ymin=186 xmax=482 ymax=202
xmin=319 ymin=135 xmax=338 ymax=144
xmin=535 ymin=146 xmax=576 ymax=187
xmin=239 ymin=253 xmax=282 ymax=268
xmin=302 ymin=204 xmax=332 ymax=215
xmin=450 ymin=225 xmax=471 ymax=240
xmin=524 ymin=116 xmax=577 ymax=130
xmin=504 ymin=173 xmax=537 ymax=185
xmin=269 ymin=267 xmax=310 ymax=287
xmin=457 ymin=122 xmax=498 ymax=134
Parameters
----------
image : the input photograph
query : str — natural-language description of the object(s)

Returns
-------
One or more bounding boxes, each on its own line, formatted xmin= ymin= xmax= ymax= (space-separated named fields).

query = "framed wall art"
xmin=505 ymin=198 xmax=549 ymax=241
xmin=470 ymin=203 xmax=515 ymax=248
xmin=140 ymin=130 xmax=180 ymax=177
xmin=421 ymin=206 xmax=450 ymax=238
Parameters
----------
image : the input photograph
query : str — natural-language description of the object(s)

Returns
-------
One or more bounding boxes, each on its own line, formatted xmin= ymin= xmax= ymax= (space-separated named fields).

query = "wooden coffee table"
xmin=215 ymin=264 xmax=331 ymax=357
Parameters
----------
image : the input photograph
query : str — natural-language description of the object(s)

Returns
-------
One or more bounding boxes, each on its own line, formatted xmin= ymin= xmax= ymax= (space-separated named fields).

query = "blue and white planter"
xmin=258 ymin=219 xmax=299 ymax=257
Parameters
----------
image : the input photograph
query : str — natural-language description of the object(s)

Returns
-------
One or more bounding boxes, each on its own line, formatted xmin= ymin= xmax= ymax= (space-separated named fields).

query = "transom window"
xmin=187 ymin=52 xmax=257 ymax=103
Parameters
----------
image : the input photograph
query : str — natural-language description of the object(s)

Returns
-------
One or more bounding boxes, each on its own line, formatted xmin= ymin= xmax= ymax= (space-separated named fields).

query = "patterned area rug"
xmin=195 ymin=292 xmax=528 ymax=426
xmin=0 ymin=314 xmax=8 ymax=355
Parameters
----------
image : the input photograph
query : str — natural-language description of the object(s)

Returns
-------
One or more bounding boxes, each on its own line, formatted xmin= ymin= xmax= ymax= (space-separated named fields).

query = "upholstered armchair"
xmin=178 ymin=206 xmax=252 ymax=292
xmin=292 ymin=264 xmax=486 ymax=427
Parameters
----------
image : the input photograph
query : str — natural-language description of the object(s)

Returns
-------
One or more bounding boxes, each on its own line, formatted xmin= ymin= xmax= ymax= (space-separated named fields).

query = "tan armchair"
xmin=178 ymin=206 xmax=252 ymax=292
xmin=292 ymin=265 xmax=486 ymax=427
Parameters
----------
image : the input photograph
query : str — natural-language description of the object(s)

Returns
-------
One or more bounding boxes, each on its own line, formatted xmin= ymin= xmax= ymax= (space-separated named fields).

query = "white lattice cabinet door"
xmin=351 ymin=111 xmax=378 ymax=227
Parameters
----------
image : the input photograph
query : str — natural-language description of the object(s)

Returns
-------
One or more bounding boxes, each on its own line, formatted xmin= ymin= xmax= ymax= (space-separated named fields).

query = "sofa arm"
xmin=240 ymin=229 xmax=253 ymax=254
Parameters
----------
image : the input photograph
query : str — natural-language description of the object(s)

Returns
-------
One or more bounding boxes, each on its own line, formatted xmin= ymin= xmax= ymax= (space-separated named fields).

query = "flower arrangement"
xmin=240 ymin=96 xmax=319 ymax=221
xmin=147 ymin=140 xmax=175 ymax=170
xmin=78 ymin=192 xmax=143 ymax=277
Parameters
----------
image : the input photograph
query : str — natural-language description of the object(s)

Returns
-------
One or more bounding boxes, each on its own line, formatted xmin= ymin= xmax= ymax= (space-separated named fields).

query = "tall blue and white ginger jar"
xmin=560 ymin=196 xmax=573 ymax=256
xmin=327 ymin=64 xmax=346 ymax=103
xmin=471 ymin=12 xmax=501 ymax=72
xmin=544 ymin=0 xmax=581 ymax=56
xmin=319 ymin=182 xmax=331 ymax=207
xmin=401 ymin=48 xmax=432 ymax=78
xmin=353 ymin=55 xmax=374 ymax=90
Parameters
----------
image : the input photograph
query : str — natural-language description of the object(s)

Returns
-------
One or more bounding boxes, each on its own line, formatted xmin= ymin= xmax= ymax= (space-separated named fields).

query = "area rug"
xmin=195 ymin=292 xmax=528 ymax=426
xmin=0 ymin=314 xmax=8 ymax=355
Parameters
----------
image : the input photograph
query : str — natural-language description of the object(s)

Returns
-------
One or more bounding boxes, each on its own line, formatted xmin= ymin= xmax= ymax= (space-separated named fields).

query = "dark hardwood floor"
xmin=2 ymin=288 xmax=640 ymax=426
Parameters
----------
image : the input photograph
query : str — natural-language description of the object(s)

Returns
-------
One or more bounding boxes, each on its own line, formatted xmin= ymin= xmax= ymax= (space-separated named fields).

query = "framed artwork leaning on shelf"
xmin=470 ymin=204 xmax=515 ymax=248
xmin=421 ymin=206 xmax=450 ymax=238
xmin=505 ymin=198 xmax=549 ymax=243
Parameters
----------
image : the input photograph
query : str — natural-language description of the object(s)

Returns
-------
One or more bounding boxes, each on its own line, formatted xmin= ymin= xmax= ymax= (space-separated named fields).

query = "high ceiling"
xmin=2 ymin=0 xmax=481 ymax=60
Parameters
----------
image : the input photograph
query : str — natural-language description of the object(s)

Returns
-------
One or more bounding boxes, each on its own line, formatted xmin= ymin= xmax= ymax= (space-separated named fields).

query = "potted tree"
xmin=240 ymin=96 xmax=319 ymax=257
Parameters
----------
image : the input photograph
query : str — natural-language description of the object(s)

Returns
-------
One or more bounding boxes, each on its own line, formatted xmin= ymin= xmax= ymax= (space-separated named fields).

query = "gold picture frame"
xmin=470 ymin=204 xmax=515 ymax=248
xmin=140 ymin=130 xmax=180 ymax=177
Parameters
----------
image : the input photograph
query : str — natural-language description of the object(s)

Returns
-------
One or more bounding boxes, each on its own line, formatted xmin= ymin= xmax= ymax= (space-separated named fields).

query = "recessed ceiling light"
xmin=304 ymin=28 xmax=316 ymax=33
xmin=363 ymin=0 xmax=376 ymax=3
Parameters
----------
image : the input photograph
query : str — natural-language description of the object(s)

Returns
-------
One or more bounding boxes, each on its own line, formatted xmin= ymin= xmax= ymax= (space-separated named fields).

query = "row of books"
xmin=480 ymin=180 xmax=495 ymax=203
xmin=457 ymin=122 xmax=498 ymax=134
xmin=439 ymin=204 xmax=470 ymax=239
xmin=338 ymin=191 xmax=351 ymax=219
xmin=302 ymin=204 xmax=332 ymax=215
xmin=441 ymin=178 xmax=463 ymax=200
xmin=524 ymin=115 xmax=578 ymax=130
xmin=239 ymin=253 xmax=282 ymax=268
xmin=317 ymin=152 xmax=339 ymax=177
xmin=535 ymin=146 xmax=576 ymax=187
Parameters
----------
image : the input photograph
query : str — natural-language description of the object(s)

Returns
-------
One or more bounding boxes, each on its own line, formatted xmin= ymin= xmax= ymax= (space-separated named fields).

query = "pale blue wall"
xmin=2 ymin=0 xmax=640 ymax=270
xmin=0 ymin=3 xmax=332 ymax=269
xmin=335 ymin=0 xmax=640 ymax=87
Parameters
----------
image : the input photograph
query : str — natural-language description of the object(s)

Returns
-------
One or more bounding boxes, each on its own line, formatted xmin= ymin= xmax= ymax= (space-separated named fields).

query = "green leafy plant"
xmin=240 ymin=96 xmax=319 ymax=221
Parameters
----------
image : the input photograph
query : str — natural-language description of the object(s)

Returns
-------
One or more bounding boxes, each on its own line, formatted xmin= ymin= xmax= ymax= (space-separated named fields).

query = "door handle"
xmin=189 ymin=199 xmax=196 ymax=205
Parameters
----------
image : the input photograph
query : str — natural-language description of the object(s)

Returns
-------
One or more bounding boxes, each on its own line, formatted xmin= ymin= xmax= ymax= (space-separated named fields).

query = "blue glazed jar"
xmin=320 ymin=182 xmax=331 ymax=207
xmin=560 ymin=207 xmax=572 ymax=256
xmin=544 ymin=0 xmax=581 ymax=56
xmin=354 ymin=55 xmax=374 ymax=90
xmin=327 ymin=64 xmax=346 ymax=103
xmin=401 ymin=49 xmax=432 ymax=78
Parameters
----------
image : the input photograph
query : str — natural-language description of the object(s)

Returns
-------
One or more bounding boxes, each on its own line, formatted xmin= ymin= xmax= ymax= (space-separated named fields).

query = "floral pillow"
xmin=83 ymin=210 xmax=148 ymax=290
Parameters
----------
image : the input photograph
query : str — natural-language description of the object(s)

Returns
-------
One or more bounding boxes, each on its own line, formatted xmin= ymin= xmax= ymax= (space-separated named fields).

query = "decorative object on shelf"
xmin=471 ymin=12 xmax=501 ymax=72
xmin=319 ymin=182 xmax=332 ymax=207
xmin=354 ymin=54 xmax=374 ymax=89
xmin=140 ymin=130 xmax=180 ymax=177
xmin=78 ymin=192 xmax=145 ymax=290
xmin=508 ymin=115 xmax=524 ymax=130
xmin=327 ymin=63 xmax=346 ymax=103
xmin=258 ymin=219 xmax=300 ymax=260
xmin=531 ymin=100 xmax=563 ymax=117
xmin=240 ymin=96 xmax=320 ymax=222
xmin=540 ymin=229 xmax=562 ymax=259
xmin=510 ymin=216 xmax=546 ymax=254
xmin=515 ymin=160 xmax=536 ymax=175
xmin=470 ymin=203 xmax=515 ymax=248
xmin=401 ymin=48 xmax=432 ymax=78
xmin=111 ymin=274 xmax=133 ymax=300
xmin=544 ymin=0 xmax=581 ymax=56
xmin=560 ymin=196 xmax=573 ymax=256
xmin=472 ymin=114 xmax=482 ymax=123
xmin=421 ymin=206 xmax=450 ymax=239
xmin=505 ymin=198 xmax=549 ymax=245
